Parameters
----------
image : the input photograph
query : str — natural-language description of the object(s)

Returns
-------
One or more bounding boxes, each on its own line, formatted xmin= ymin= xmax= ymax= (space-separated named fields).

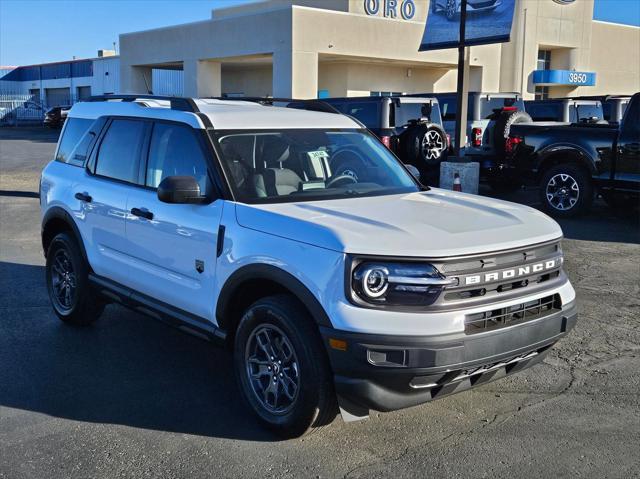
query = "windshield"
xmin=212 ymin=129 xmax=419 ymax=204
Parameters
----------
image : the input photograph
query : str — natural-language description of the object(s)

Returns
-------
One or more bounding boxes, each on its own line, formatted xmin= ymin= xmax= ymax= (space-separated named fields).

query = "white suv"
xmin=40 ymin=95 xmax=577 ymax=437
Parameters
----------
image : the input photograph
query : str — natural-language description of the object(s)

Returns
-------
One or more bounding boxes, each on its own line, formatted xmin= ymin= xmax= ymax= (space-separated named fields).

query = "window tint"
xmin=480 ymin=97 xmax=525 ymax=118
xmin=55 ymin=118 xmax=93 ymax=165
xmin=575 ymin=104 xmax=604 ymax=122
xmin=394 ymin=103 xmax=437 ymax=127
xmin=339 ymin=102 xmax=379 ymax=128
xmin=437 ymin=96 xmax=457 ymax=121
xmin=146 ymin=122 xmax=211 ymax=194
xmin=95 ymin=119 xmax=146 ymax=183
xmin=621 ymin=97 xmax=640 ymax=139
xmin=525 ymin=102 xmax=562 ymax=121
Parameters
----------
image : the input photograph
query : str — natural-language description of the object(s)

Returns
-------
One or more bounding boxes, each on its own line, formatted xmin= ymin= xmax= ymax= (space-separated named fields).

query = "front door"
xmin=614 ymin=95 xmax=640 ymax=192
xmin=124 ymin=121 xmax=223 ymax=321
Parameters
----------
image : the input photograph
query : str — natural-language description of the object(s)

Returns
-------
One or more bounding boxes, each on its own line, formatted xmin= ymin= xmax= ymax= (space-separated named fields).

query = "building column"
xmin=273 ymin=51 xmax=318 ymax=99
xmin=121 ymin=65 xmax=153 ymax=94
xmin=184 ymin=59 xmax=222 ymax=98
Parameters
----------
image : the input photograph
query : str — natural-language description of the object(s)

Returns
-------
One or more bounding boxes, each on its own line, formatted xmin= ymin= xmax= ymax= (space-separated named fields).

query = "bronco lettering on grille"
xmin=463 ymin=258 xmax=561 ymax=286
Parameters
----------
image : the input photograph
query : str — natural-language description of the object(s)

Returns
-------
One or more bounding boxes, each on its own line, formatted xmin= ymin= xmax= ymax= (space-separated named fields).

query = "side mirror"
xmin=157 ymin=176 xmax=207 ymax=204
xmin=404 ymin=164 xmax=421 ymax=180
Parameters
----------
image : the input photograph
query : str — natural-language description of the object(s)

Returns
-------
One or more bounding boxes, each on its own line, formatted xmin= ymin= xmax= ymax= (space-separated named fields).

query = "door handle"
xmin=74 ymin=192 xmax=92 ymax=202
xmin=130 ymin=207 xmax=154 ymax=220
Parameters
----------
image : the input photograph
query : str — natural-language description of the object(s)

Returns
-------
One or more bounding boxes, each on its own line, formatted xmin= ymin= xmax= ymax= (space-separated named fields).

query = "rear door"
xmin=123 ymin=121 xmax=223 ymax=320
xmin=615 ymin=96 xmax=640 ymax=191
xmin=80 ymin=117 xmax=148 ymax=286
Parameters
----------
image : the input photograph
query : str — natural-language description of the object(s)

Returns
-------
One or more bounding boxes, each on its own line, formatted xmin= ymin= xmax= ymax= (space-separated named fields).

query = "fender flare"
xmin=535 ymin=143 xmax=597 ymax=177
xmin=41 ymin=206 xmax=88 ymax=262
xmin=216 ymin=263 xmax=333 ymax=329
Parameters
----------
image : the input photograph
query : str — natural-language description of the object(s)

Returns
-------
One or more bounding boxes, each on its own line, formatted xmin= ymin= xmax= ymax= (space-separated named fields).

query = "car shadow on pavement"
xmin=0 ymin=261 xmax=282 ymax=442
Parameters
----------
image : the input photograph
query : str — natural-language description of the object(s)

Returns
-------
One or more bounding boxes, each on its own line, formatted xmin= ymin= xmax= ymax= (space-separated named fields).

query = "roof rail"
xmin=86 ymin=95 xmax=200 ymax=113
xmin=211 ymin=97 xmax=341 ymax=115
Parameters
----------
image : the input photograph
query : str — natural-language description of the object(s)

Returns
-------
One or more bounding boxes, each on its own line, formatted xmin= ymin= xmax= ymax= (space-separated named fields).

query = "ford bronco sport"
xmin=40 ymin=95 xmax=577 ymax=437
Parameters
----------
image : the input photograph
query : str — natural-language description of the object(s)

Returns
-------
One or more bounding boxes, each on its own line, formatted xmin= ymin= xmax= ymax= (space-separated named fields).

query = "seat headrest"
xmin=261 ymin=136 xmax=290 ymax=166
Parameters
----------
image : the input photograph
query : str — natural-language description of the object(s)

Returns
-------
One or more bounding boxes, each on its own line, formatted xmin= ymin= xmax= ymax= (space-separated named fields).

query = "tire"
xmin=493 ymin=110 xmax=532 ymax=158
xmin=234 ymin=295 xmax=337 ymax=438
xmin=401 ymin=123 xmax=448 ymax=177
xmin=46 ymin=232 xmax=104 ymax=325
xmin=539 ymin=164 xmax=593 ymax=217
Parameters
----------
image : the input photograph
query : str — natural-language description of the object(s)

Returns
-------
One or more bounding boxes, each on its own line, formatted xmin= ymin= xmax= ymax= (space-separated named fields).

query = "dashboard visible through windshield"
xmin=212 ymin=129 xmax=419 ymax=204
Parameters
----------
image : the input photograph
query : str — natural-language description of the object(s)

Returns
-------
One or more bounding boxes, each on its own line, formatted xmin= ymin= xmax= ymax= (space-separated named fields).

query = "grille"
xmin=464 ymin=294 xmax=561 ymax=335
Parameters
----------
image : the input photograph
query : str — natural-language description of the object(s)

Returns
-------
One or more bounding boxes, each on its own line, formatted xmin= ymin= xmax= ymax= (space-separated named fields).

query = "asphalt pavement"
xmin=1 ymin=127 xmax=639 ymax=479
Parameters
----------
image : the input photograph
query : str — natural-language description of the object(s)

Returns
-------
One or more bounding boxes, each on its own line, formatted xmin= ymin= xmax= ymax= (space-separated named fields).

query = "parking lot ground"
xmin=1 ymin=127 xmax=639 ymax=479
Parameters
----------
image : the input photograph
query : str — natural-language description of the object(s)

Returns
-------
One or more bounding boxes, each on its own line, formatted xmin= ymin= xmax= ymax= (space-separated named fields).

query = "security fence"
xmin=0 ymin=93 xmax=83 ymax=126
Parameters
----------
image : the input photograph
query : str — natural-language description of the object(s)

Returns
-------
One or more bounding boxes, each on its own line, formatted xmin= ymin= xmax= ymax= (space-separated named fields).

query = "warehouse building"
xmin=0 ymin=51 xmax=183 ymax=108
xmin=118 ymin=0 xmax=639 ymax=99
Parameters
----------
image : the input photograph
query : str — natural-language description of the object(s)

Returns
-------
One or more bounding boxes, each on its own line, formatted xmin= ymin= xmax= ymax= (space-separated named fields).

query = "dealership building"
xmin=118 ymin=0 xmax=639 ymax=100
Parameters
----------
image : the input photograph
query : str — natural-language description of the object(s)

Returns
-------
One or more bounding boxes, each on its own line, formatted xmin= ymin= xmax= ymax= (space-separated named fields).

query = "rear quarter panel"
xmin=508 ymin=123 xmax=618 ymax=180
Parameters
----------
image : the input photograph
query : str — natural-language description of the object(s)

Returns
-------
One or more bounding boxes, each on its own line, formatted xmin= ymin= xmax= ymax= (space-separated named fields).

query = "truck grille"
xmin=464 ymin=294 xmax=561 ymax=335
xmin=428 ymin=239 xmax=564 ymax=311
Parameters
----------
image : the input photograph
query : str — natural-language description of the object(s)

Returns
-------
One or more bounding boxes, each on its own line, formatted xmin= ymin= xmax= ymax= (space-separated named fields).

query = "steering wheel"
xmin=326 ymin=173 xmax=358 ymax=189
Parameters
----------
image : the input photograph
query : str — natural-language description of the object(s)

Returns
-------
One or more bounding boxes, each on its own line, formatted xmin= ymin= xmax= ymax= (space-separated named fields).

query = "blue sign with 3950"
xmin=532 ymin=69 xmax=597 ymax=87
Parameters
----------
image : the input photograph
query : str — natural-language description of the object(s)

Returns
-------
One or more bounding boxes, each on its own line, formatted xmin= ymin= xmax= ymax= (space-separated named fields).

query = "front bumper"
xmin=321 ymin=301 xmax=577 ymax=413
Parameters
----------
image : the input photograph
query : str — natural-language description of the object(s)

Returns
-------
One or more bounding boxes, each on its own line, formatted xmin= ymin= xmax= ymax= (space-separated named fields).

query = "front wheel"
xmin=234 ymin=295 xmax=337 ymax=437
xmin=539 ymin=164 xmax=593 ymax=217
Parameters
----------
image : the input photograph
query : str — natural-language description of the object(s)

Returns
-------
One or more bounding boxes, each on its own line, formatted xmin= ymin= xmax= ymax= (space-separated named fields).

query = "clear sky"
xmin=1 ymin=0 xmax=639 ymax=67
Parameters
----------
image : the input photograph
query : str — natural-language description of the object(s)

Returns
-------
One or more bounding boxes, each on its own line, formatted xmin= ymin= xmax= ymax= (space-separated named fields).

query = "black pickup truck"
xmin=500 ymin=92 xmax=639 ymax=217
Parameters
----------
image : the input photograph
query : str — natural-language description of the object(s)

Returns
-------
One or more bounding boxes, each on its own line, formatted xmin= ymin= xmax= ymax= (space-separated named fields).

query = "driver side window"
xmin=146 ymin=122 xmax=212 ymax=195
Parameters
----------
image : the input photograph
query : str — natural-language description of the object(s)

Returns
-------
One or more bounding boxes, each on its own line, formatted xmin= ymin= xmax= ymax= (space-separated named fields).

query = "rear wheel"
xmin=539 ymin=164 xmax=593 ymax=217
xmin=46 ymin=232 xmax=104 ymax=325
xmin=234 ymin=295 xmax=337 ymax=438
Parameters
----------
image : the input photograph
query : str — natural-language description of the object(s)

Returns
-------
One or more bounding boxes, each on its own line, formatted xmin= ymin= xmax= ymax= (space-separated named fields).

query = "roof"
xmin=67 ymin=97 xmax=360 ymax=130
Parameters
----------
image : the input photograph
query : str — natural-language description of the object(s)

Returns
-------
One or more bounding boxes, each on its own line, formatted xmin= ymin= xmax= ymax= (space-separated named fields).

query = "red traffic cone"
xmin=453 ymin=172 xmax=462 ymax=192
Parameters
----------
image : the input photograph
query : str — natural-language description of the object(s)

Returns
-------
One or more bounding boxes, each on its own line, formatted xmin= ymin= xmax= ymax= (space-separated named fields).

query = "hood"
xmin=234 ymin=189 xmax=563 ymax=258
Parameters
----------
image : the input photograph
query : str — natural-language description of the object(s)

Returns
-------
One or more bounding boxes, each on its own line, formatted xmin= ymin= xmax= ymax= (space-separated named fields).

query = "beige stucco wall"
xmin=587 ymin=21 xmax=640 ymax=95
xmin=119 ymin=0 xmax=640 ymax=100
xmin=222 ymin=66 xmax=274 ymax=97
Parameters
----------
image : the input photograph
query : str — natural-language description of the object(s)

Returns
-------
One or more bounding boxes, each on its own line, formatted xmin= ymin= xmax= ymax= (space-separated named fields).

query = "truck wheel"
xmin=539 ymin=164 xmax=593 ymax=217
xmin=46 ymin=232 xmax=105 ymax=325
xmin=234 ymin=295 xmax=337 ymax=438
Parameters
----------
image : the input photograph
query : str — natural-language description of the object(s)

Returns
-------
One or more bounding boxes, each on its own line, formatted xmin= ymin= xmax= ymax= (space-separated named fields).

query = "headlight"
xmin=351 ymin=261 xmax=457 ymax=308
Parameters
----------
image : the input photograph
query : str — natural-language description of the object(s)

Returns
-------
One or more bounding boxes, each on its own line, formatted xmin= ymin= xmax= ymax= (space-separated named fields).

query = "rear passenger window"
xmin=55 ymin=118 xmax=93 ymax=166
xmin=146 ymin=122 xmax=211 ymax=194
xmin=95 ymin=119 xmax=146 ymax=183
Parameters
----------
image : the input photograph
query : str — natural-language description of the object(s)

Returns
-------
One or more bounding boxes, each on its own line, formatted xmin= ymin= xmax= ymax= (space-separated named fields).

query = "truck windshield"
xmin=212 ymin=129 xmax=419 ymax=204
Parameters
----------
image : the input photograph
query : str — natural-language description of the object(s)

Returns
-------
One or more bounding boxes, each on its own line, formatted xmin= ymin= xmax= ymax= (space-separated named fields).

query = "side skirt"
xmin=89 ymin=274 xmax=227 ymax=345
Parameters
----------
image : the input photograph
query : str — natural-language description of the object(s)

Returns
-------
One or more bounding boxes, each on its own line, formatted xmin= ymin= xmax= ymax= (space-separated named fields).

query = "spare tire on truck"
xmin=400 ymin=123 xmax=448 ymax=182
xmin=493 ymin=110 xmax=532 ymax=157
